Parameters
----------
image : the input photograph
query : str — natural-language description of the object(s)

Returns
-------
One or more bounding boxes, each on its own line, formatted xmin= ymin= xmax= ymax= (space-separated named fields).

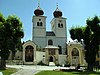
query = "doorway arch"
xmin=25 ymin=45 xmax=34 ymax=62
xmin=49 ymin=56 xmax=53 ymax=62
xmin=71 ymin=48 xmax=79 ymax=66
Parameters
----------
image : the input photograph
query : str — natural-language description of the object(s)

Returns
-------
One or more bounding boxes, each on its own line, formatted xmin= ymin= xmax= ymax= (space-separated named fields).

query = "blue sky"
xmin=0 ymin=0 xmax=100 ymax=42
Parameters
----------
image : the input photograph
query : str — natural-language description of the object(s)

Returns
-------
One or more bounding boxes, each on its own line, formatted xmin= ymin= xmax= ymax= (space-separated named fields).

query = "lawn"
xmin=35 ymin=71 xmax=100 ymax=75
xmin=0 ymin=68 xmax=17 ymax=75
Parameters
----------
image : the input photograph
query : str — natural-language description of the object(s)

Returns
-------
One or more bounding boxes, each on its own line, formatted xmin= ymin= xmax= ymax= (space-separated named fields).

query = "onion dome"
xmin=53 ymin=5 xmax=62 ymax=18
xmin=34 ymin=6 xmax=44 ymax=16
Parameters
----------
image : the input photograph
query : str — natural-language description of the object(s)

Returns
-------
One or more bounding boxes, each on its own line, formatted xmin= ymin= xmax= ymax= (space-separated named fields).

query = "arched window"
xmin=37 ymin=22 xmax=43 ymax=26
xmin=37 ymin=22 xmax=39 ymax=26
xmin=48 ymin=39 xmax=53 ymax=45
xmin=58 ymin=23 xmax=60 ymax=27
xmin=61 ymin=24 xmax=63 ymax=28
xmin=40 ymin=22 xmax=43 ymax=26
xmin=72 ymin=48 xmax=79 ymax=56
xmin=58 ymin=23 xmax=63 ymax=28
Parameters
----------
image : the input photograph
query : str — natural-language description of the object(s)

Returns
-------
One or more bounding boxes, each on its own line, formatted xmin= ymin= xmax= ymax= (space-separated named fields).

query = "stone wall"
xmin=36 ymin=51 xmax=45 ymax=64
xmin=58 ymin=55 xmax=67 ymax=65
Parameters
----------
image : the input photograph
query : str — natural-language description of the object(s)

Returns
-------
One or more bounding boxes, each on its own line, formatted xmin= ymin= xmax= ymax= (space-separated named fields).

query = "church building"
xmin=32 ymin=4 xmax=67 ymax=54
xmin=23 ymin=4 xmax=67 ymax=65
xmin=8 ymin=3 xmax=87 ymax=66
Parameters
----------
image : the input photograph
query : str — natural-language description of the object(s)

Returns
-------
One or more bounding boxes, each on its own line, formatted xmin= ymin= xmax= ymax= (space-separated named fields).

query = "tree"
xmin=6 ymin=15 xmax=24 ymax=59
xmin=85 ymin=16 xmax=100 ymax=71
xmin=69 ymin=16 xmax=100 ymax=71
xmin=69 ymin=27 xmax=84 ymax=42
xmin=0 ymin=13 xmax=24 ymax=70
xmin=0 ymin=13 xmax=8 ymax=70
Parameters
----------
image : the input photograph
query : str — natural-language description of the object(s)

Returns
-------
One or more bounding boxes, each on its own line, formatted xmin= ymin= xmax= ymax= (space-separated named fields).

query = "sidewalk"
xmin=7 ymin=65 xmax=100 ymax=75
xmin=7 ymin=65 xmax=61 ymax=70
xmin=11 ymin=69 xmax=40 ymax=75
xmin=7 ymin=65 xmax=69 ymax=75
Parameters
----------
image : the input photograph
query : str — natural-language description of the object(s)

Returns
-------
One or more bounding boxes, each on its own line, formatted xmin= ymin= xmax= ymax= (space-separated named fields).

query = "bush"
xmin=56 ymin=64 xmax=61 ymax=66
xmin=64 ymin=64 xmax=70 ymax=67
xmin=37 ymin=61 xmax=47 ymax=66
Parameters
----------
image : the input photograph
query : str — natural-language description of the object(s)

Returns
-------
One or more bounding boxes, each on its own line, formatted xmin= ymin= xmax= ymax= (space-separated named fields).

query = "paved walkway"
xmin=7 ymin=65 xmax=72 ymax=75
xmin=7 ymin=65 xmax=70 ymax=70
xmin=7 ymin=65 xmax=58 ymax=75
xmin=7 ymin=65 xmax=100 ymax=75
xmin=11 ymin=69 xmax=40 ymax=75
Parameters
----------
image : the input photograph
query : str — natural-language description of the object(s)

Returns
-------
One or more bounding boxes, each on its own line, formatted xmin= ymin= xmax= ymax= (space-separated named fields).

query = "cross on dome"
xmin=53 ymin=3 xmax=63 ymax=18
xmin=37 ymin=0 xmax=41 ymax=9
xmin=55 ymin=3 xmax=61 ymax=11
xmin=34 ymin=0 xmax=44 ymax=16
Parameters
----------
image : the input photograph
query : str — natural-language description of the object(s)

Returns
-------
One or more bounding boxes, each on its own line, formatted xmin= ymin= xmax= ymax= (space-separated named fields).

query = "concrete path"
xmin=7 ymin=65 xmax=57 ymax=75
xmin=7 ymin=65 xmax=70 ymax=75
xmin=7 ymin=65 xmax=100 ymax=75
xmin=7 ymin=65 xmax=69 ymax=70
xmin=11 ymin=69 xmax=40 ymax=75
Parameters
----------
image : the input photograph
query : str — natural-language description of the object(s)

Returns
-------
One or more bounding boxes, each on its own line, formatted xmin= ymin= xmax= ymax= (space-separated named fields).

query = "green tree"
xmin=69 ymin=16 xmax=100 ymax=71
xmin=0 ymin=13 xmax=24 ymax=70
xmin=6 ymin=15 xmax=24 ymax=59
xmin=0 ymin=13 xmax=8 ymax=70
xmin=85 ymin=16 xmax=100 ymax=71
xmin=69 ymin=27 xmax=84 ymax=42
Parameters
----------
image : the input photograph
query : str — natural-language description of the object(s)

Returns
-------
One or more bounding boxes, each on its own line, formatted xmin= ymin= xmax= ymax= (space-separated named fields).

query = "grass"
xmin=35 ymin=70 xmax=100 ymax=75
xmin=0 ymin=68 xmax=17 ymax=75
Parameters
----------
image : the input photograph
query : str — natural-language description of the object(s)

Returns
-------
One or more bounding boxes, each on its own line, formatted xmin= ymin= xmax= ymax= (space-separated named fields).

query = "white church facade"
xmin=8 ymin=4 xmax=87 ymax=66
xmin=23 ymin=4 xmax=67 ymax=65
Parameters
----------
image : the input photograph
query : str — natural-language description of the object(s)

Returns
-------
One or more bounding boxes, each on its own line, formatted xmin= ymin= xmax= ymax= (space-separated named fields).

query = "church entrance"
xmin=25 ymin=45 xmax=34 ymax=62
xmin=49 ymin=56 xmax=55 ymax=66
xmin=49 ymin=56 xmax=53 ymax=62
xmin=45 ymin=46 xmax=59 ymax=65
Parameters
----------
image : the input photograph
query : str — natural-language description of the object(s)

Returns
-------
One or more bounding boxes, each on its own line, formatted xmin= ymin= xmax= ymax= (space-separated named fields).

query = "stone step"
xmin=49 ymin=62 xmax=55 ymax=66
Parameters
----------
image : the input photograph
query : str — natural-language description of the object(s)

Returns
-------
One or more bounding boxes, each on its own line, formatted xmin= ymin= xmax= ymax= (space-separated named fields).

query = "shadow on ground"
xmin=73 ymin=71 xmax=100 ymax=75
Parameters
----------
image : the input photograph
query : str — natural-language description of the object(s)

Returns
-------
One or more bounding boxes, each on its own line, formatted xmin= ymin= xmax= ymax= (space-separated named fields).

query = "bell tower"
xmin=50 ymin=4 xmax=67 ymax=54
xmin=32 ymin=1 xmax=46 ymax=48
xmin=51 ymin=4 xmax=67 ymax=38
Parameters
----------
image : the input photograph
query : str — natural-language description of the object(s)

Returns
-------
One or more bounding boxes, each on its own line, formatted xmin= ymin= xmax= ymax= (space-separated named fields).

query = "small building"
xmin=45 ymin=46 xmax=59 ymax=65
xmin=67 ymin=42 xmax=86 ymax=66
xmin=22 ymin=40 xmax=36 ymax=64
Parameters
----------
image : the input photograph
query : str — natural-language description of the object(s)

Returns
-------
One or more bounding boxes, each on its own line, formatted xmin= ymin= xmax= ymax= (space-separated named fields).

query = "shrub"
xmin=37 ymin=61 xmax=47 ymax=66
